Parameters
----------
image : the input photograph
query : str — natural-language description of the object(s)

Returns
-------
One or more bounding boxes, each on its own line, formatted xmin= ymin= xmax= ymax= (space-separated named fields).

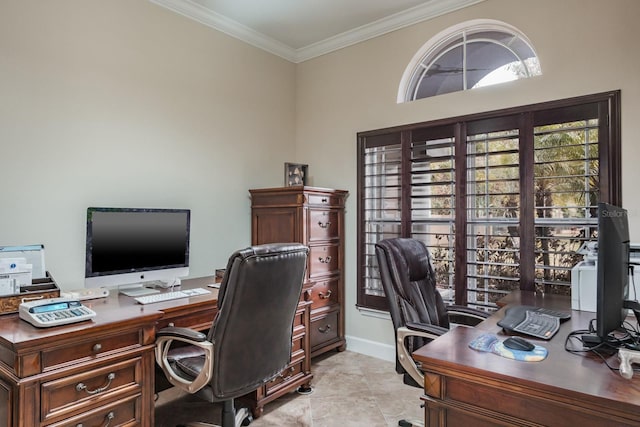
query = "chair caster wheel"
xmin=241 ymin=415 xmax=253 ymax=426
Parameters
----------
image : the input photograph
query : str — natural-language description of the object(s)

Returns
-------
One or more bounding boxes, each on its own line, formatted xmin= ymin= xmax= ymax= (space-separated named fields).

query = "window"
xmin=357 ymin=91 xmax=621 ymax=311
xmin=398 ymin=20 xmax=542 ymax=102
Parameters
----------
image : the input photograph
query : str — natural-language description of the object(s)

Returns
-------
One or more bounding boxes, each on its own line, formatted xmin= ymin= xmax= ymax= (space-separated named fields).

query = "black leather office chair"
xmin=155 ymin=243 xmax=309 ymax=427
xmin=375 ymin=238 xmax=489 ymax=427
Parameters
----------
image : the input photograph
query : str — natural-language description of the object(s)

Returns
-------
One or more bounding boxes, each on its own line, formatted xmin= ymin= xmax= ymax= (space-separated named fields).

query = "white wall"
xmin=0 ymin=0 xmax=296 ymax=289
xmin=295 ymin=0 xmax=640 ymax=353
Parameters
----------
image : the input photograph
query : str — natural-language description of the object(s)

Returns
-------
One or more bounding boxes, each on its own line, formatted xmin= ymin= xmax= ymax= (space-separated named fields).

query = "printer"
xmin=571 ymin=242 xmax=640 ymax=312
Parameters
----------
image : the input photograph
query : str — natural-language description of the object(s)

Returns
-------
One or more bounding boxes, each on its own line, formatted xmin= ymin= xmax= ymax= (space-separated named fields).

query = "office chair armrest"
xmin=397 ymin=324 xmax=446 ymax=386
xmin=156 ymin=326 xmax=207 ymax=341
xmin=405 ymin=321 xmax=448 ymax=337
xmin=155 ymin=327 xmax=214 ymax=394
xmin=446 ymin=305 xmax=490 ymax=326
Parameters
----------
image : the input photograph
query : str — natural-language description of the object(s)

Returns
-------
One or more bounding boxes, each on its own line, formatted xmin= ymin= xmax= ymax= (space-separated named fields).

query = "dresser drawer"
xmin=41 ymin=358 xmax=142 ymax=423
xmin=308 ymin=278 xmax=339 ymax=310
xmin=308 ymin=209 xmax=340 ymax=242
xmin=42 ymin=331 xmax=142 ymax=370
xmin=306 ymin=193 xmax=343 ymax=207
xmin=48 ymin=393 xmax=140 ymax=427
xmin=308 ymin=245 xmax=339 ymax=279
xmin=310 ymin=311 xmax=339 ymax=350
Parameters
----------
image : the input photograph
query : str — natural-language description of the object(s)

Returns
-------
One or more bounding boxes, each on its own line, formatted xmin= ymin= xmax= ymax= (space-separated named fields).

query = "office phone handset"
xmin=19 ymin=297 xmax=96 ymax=328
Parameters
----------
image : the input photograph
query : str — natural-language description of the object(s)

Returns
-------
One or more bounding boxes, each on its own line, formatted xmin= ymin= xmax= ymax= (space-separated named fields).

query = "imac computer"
xmin=595 ymin=202 xmax=632 ymax=344
xmin=85 ymin=207 xmax=191 ymax=294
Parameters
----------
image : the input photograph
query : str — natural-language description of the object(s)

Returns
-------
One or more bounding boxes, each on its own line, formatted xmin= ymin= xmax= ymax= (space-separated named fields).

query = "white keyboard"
xmin=134 ymin=288 xmax=211 ymax=305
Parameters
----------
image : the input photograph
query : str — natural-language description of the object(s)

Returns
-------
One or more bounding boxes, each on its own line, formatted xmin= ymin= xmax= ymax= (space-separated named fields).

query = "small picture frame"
xmin=285 ymin=163 xmax=308 ymax=186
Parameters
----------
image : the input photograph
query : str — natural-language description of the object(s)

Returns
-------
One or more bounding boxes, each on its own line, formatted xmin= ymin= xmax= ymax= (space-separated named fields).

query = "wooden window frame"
xmin=357 ymin=91 xmax=621 ymax=311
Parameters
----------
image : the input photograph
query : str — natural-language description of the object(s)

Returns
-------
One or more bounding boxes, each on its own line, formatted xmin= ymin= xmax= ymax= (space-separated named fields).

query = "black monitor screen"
xmin=596 ymin=202 xmax=630 ymax=342
xmin=86 ymin=207 xmax=190 ymax=277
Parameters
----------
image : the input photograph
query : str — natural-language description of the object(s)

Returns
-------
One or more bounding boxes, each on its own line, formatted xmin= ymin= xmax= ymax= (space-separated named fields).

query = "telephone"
xmin=576 ymin=240 xmax=598 ymax=264
xmin=19 ymin=297 xmax=96 ymax=328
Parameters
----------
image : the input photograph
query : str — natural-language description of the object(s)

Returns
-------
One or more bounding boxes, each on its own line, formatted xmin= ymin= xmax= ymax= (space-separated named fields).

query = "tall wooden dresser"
xmin=249 ymin=186 xmax=348 ymax=358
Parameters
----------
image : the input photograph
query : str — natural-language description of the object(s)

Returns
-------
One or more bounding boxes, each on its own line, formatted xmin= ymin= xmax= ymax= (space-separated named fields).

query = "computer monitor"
xmin=595 ymin=202 xmax=630 ymax=342
xmin=84 ymin=207 xmax=191 ymax=289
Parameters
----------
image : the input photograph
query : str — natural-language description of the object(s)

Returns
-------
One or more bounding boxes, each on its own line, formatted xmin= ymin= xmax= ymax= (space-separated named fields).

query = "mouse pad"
xmin=468 ymin=333 xmax=548 ymax=362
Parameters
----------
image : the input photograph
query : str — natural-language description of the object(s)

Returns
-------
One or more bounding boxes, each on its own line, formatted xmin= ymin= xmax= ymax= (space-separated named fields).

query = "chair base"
xmin=399 ymin=418 xmax=424 ymax=427
xmin=179 ymin=400 xmax=252 ymax=427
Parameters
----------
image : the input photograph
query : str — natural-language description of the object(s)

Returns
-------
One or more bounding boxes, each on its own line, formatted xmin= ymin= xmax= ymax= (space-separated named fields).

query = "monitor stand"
xmin=118 ymin=284 xmax=160 ymax=297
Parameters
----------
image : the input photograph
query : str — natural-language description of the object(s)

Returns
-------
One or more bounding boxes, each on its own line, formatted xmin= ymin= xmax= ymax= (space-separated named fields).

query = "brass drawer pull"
xmin=318 ymin=256 xmax=332 ymax=264
xmin=318 ymin=290 xmax=332 ymax=299
xmin=76 ymin=372 xmax=116 ymax=395
xmin=103 ymin=411 xmax=115 ymax=427
xmin=318 ymin=324 xmax=332 ymax=333
xmin=75 ymin=411 xmax=114 ymax=427
xmin=273 ymin=366 xmax=295 ymax=382
xmin=317 ymin=221 xmax=331 ymax=228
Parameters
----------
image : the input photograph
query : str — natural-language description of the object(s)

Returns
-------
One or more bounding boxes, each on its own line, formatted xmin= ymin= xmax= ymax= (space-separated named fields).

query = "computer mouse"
xmin=503 ymin=336 xmax=535 ymax=352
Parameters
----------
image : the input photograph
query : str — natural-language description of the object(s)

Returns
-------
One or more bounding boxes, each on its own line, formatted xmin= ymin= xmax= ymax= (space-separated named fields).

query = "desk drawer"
xmin=293 ymin=304 xmax=307 ymax=329
xmin=308 ymin=210 xmax=340 ymax=242
xmin=431 ymin=375 xmax=638 ymax=427
xmin=42 ymin=331 xmax=142 ymax=370
xmin=265 ymin=359 xmax=304 ymax=396
xmin=48 ymin=393 xmax=140 ymax=427
xmin=308 ymin=245 xmax=339 ymax=279
xmin=156 ymin=309 xmax=216 ymax=332
xmin=41 ymin=358 xmax=142 ymax=423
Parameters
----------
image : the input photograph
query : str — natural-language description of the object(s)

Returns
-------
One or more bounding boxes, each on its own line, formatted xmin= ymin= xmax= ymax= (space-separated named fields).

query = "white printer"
xmin=571 ymin=242 xmax=640 ymax=312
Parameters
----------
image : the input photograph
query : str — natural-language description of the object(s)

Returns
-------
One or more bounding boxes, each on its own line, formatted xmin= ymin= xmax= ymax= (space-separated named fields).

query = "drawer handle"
xmin=318 ymin=256 xmax=332 ymax=264
xmin=321 ymin=197 xmax=328 ymax=203
xmin=318 ymin=324 xmax=332 ymax=334
xmin=76 ymin=372 xmax=116 ymax=395
xmin=319 ymin=290 xmax=332 ymax=299
xmin=103 ymin=411 xmax=115 ymax=427
xmin=304 ymin=289 xmax=312 ymax=301
xmin=318 ymin=221 xmax=331 ymax=228
xmin=272 ymin=366 xmax=295 ymax=382
xmin=76 ymin=410 xmax=114 ymax=427
xmin=92 ymin=343 xmax=102 ymax=352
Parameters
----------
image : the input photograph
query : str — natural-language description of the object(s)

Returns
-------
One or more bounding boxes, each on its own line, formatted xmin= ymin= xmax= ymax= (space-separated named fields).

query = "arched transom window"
xmin=398 ymin=20 xmax=541 ymax=102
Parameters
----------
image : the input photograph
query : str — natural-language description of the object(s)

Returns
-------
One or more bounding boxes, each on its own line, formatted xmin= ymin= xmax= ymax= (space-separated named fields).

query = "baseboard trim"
xmin=345 ymin=335 xmax=395 ymax=362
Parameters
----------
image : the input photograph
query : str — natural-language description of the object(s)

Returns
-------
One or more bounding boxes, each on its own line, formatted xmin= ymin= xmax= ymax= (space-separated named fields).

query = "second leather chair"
xmin=375 ymin=237 xmax=489 ymax=427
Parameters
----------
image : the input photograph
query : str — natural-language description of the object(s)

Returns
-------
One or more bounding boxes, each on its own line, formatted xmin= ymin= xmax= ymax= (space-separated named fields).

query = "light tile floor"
xmin=155 ymin=350 xmax=423 ymax=426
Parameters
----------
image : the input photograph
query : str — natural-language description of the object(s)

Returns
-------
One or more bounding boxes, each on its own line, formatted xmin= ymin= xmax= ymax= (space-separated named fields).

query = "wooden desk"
xmin=0 ymin=276 xmax=311 ymax=426
xmin=413 ymin=291 xmax=640 ymax=427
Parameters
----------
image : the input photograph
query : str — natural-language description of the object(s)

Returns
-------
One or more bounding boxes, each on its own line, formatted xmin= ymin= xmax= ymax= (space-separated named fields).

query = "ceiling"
xmin=150 ymin=0 xmax=485 ymax=63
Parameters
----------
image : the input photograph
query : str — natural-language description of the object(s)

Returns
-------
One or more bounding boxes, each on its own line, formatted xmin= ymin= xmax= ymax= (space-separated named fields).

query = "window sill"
xmin=356 ymin=306 xmax=391 ymax=320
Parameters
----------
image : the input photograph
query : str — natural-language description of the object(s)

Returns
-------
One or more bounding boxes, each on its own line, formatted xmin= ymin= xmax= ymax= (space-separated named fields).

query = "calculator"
xmin=19 ymin=297 xmax=97 ymax=328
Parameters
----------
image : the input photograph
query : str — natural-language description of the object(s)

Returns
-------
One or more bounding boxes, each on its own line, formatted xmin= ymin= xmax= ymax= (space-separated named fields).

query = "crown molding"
xmin=150 ymin=0 xmax=486 ymax=63
xmin=295 ymin=0 xmax=486 ymax=62
xmin=149 ymin=0 xmax=297 ymax=61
